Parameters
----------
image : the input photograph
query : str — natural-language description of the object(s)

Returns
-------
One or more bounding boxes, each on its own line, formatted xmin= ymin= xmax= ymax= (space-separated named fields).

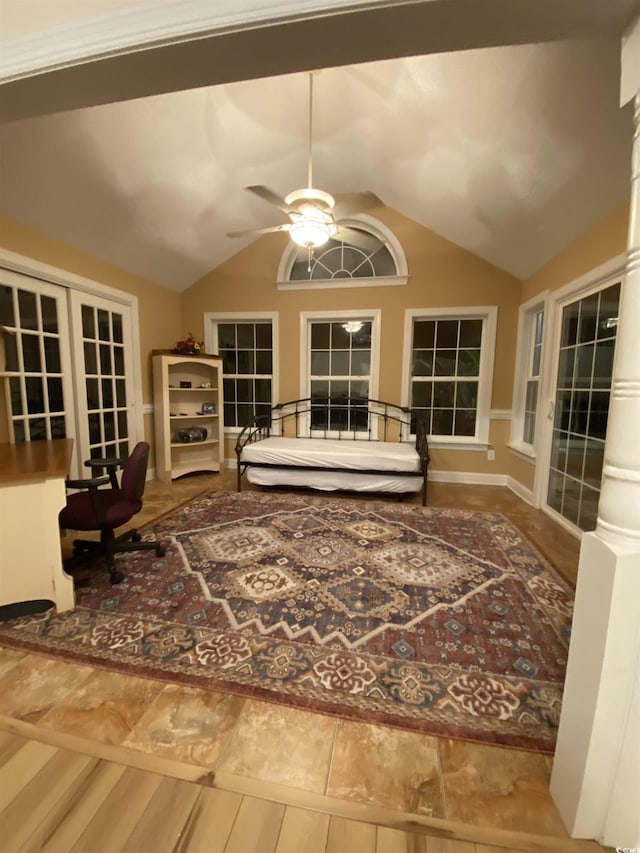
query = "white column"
xmin=550 ymin=19 xmax=640 ymax=849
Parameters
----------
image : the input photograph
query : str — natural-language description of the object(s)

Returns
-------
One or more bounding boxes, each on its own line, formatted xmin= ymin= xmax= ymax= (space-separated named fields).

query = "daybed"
xmin=235 ymin=397 xmax=430 ymax=505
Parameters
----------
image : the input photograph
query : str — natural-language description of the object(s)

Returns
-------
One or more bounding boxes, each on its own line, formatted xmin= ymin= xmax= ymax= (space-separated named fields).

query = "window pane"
xmin=454 ymin=410 xmax=476 ymax=436
xmin=102 ymin=378 xmax=114 ymax=408
xmin=26 ymin=377 xmax=44 ymax=413
xmin=432 ymin=409 xmax=454 ymax=435
xmin=597 ymin=283 xmax=620 ymax=340
xmin=82 ymin=305 xmax=95 ymax=339
xmin=115 ymin=379 xmax=126 ymax=407
xmin=412 ymin=351 xmax=433 ymax=376
xmin=459 ymin=319 xmax=483 ymax=347
xmin=456 ymin=382 xmax=478 ymax=409
xmin=433 ymin=382 xmax=455 ymax=408
xmin=86 ymin=378 xmax=100 ymax=410
xmin=331 ymin=351 xmax=350 ymax=376
xmin=413 ymin=321 xmax=435 ymax=348
xmin=457 ymin=349 xmax=480 ymax=376
xmin=18 ymin=290 xmax=38 ymax=331
xmin=222 ymin=350 xmax=237 ymax=373
xmin=41 ymin=296 xmax=58 ymax=333
xmin=22 ymin=334 xmax=41 ymax=372
xmin=99 ymin=344 xmax=112 ymax=374
xmin=218 ymin=324 xmax=236 ymax=349
xmin=223 ymin=378 xmax=236 ymax=402
xmin=84 ymin=342 xmax=97 ymax=374
xmin=0 ymin=285 xmax=15 ymax=327
xmin=411 ymin=381 xmax=432 ymax=408
xmin=237 ymin=350 xmax=254 ymax=374
xmin=436 ymin=320 xmax=458 ymax=348
xmin=97 ymin=309 xmax=111 ymax=341
xmin=47 ymin=377 xmax=64 ymax=412
xmin=255 ymin=350 xmax=272 ymax=374
xmin=331 ymin=323 xmax=351 ymax=349
xmin=9 ymin=378 xmax=22 ymax=415
xmin=256 ymin=324 xmax=272 ymax=348
xmin=44 ymin=337 xmax=61 ymax=373
xmin=578 ymin=292 xmax=599 ymax=343
xmin=351 ymin=350 xmax=370 ymax=375
xmin=434 ymin=351 xmax=457 ymax=375
xmin=237 ymin=324 xmax=255 ymax=348
xmin=311 ymin=351 xmax=330 ymax=375
xmin=311 ymin=323 xmax=330 ymax=348
xmin=112 ymin=313 xmax=123 ymax=343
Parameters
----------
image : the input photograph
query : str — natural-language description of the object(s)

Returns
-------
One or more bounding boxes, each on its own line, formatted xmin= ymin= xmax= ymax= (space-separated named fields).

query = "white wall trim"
xmin=506 ymin=475 xmax=535 ymax=506
xmin=427 ymin=470 xmax=508 ymax=487
xmin=491 ymin=409 xmax=512 ymax=420
xmin=277 ymin=274 xmax=409 ymax=292
xmin=1 ymin=0 xmax=381 ymax=82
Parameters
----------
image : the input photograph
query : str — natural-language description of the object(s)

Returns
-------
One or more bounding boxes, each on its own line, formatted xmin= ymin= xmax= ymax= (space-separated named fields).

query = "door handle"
xmin=547 ymin=400 xmax=555 ymax=420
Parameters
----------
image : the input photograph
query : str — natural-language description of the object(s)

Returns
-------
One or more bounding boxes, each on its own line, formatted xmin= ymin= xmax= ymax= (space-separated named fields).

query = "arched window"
xmin=277 ymin=214 xmax=408 ymax=290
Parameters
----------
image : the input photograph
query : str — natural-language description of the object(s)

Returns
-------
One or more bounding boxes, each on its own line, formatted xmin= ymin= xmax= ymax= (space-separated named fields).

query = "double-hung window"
xmin=404 ymin=307 xmax=497 ymax=445
xmin=205 ymin=313 xmax=277 ymax=430
xmin=302 ymin=310 xmax=380 ymax=435
xmin=511 ymin=295 xmax=547 ymax=456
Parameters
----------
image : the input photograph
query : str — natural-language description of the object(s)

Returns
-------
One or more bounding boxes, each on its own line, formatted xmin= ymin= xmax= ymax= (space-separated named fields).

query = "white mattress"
xmin=241 ymin=436 xmax=420 ymax=473
xmin=246 ymin=467 xmax=422 ymax=494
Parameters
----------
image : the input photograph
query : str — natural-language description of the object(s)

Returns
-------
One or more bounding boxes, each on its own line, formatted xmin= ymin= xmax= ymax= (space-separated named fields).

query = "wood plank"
xmin=326 ymin=816 xmax=377 ymax=853
xmin=425 ymin=839 xmax=476 ymax=852
xmin=68 ymin=766 xmax=164 ymax=852
xmin=120 ymin=776 xmax=201 ymax=852
xmin=377 ymin=825 xmax=429 ymax=853
xmin=174 ymin=787 xmax=242 ymax=853
xmin=0 ymin=740 xmax=58 ymax=812
xmin=0 ymin=729 xmax=28 ymax=766
xmin=27 ymin=761 xmax=127 ymax=853
xmin=275 ymin=805 xmax=330 ymax=853
xmin=223 ymin=795 xmax=285 ymax=853
xmin=0 ymin=748 xmax=97 ymax=851
xmin=0 ymin=715 xmax=215 ymax=787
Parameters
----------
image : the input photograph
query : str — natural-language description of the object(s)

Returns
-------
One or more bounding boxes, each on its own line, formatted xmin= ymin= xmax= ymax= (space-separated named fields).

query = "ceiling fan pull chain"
xmin=307 ymin=245 xmax=312 ymax=272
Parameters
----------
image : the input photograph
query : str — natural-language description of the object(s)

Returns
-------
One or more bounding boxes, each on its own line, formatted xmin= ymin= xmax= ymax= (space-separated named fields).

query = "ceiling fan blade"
xmin=245 ymin=185 xmax=293 ymax=214
xmin=227 ymin=223 xmax=291 ymax=238
xmin=334 ymin=225 xmax=381 ymax=254
xmin=332 ymin=191 xmax=382 ymax=218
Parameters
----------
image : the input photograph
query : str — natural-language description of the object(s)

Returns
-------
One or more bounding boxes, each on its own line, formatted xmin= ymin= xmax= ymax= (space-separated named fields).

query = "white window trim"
xmin=401 ymin=306 xmax=498 ymax=449
xmin=0 ymin=247 xmax=144 ymax=447
xmin=299 ymin=308 xmax=381 ymax=437
xmin=204 ymin=310 xmax=279 ymax=436
xmin=509 ymin=291 xmax=549 ymax=460
xmin=277 ymin=214 xmax=408 ymax=291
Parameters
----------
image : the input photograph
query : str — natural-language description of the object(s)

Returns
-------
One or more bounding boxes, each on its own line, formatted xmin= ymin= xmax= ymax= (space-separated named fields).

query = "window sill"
xmin=508 ymin=441 xmax=536 ymax=460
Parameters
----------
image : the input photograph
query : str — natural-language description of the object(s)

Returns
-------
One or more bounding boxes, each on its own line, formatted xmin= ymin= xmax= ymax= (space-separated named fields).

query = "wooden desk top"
xmin=0 ymin=439 xmax=73 ymax=484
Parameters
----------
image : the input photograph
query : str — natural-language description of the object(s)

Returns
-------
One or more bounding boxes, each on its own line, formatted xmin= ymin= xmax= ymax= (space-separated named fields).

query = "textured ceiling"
xmin=0 ymin=38 xmax=632 ymax=292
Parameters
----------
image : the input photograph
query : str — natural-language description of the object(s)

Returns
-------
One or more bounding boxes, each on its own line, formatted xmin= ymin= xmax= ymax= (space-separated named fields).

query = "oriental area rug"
xmin=0 ymin=491 xmax=574 ymax=753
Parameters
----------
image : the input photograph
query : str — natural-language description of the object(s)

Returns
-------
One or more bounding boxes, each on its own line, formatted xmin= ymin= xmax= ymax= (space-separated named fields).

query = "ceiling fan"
xmin=227 ymin=72 xmax=382 ymax=253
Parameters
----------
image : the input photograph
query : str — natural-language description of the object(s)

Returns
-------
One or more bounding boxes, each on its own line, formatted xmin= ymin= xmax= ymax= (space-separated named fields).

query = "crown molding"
xmin=0 ymin=0 xmax=387 ymax=82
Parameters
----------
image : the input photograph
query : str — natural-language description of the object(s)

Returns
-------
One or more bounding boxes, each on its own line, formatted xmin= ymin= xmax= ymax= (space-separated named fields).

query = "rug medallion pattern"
xmin=0 ymin=492 xmax=573 ymax=752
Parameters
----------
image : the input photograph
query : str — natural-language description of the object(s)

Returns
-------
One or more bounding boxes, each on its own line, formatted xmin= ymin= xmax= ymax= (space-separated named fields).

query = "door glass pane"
xmin=547 ymin=282 xmax=620 ymax=531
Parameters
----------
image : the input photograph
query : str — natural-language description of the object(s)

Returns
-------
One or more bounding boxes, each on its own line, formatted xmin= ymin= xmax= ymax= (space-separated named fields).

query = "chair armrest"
xmin=65 ymin=475 xmax=111 ymax=489
xmin=83 ymin=456 xmax=123 ymax=489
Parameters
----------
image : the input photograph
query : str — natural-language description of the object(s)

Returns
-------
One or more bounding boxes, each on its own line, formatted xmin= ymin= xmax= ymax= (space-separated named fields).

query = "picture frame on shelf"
xmin=200 ymin=402 xmax=216 ymax=415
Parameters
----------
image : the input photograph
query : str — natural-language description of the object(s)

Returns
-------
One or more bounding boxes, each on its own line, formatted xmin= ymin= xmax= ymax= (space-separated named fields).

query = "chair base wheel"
xmin=109 ymin=571 xmax=125 ymax=585
xmin=156 ymin=546 xmax=165 ymax=557
xmin=132 ymin=532 xmax=142 ymax=542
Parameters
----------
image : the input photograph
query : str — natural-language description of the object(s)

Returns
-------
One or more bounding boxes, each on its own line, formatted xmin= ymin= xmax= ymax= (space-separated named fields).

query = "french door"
xmin=545 ymin=280 xmax=621 ymax=532
xmin=1 ymin=268 xmax=138 ymax=477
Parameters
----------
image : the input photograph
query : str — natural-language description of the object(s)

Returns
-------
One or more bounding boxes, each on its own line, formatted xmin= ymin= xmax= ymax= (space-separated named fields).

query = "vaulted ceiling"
xmin=0 ymin=1 xmax=637 ymax=292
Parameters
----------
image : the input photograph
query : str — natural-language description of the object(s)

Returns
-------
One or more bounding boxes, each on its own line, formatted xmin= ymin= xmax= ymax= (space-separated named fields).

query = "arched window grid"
xmin=276 ymin=214 xmax=409 ymax=291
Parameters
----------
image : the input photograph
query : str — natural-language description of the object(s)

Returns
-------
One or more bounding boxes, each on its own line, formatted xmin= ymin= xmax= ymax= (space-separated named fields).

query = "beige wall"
xmin=181 ymin=205 xmax=522 ymax=469
xmin=0 ymin=215 xmax=182 ymax=454
xmin=522 ymin=202 xmax=629 ymax=302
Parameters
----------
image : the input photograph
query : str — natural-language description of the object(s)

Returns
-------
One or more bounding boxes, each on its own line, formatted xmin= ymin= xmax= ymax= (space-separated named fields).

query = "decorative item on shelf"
xmin=177 ymin=427 xmax=207 ymax=443
xmin=179 ymin=381 xmax=192 ymax=389
xmin=200 ymin=402 xmax=216 ymax=415
xmin=173 ymin=333 xmax=204 ymax=356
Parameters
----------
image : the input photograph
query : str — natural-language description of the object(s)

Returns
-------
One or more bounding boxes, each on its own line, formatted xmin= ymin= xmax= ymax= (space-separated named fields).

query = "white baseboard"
xmin=506 ymin=476 xmax=535 ymax=506
xmin=428 ymin=469 xmax=508 ymax=487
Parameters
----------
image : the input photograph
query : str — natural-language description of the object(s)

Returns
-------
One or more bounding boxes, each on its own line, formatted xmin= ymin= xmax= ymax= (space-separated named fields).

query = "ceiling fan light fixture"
xmin=289 ymin=216 xmax=333 ymax=248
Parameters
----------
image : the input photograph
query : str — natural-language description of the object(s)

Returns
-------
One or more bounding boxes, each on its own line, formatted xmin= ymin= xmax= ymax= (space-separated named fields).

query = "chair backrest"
xmin=120 ymin=442 xmax=150 ymax=502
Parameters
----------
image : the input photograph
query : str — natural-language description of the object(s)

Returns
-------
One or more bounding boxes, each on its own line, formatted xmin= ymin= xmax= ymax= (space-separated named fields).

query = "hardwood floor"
xmin=1 ymin=474 xmax=606 ymax=853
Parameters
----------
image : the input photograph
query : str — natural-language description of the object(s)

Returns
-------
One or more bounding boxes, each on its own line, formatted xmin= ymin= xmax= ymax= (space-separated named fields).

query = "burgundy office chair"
xmin=59 ymin=441 xmax=165 ymax=585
